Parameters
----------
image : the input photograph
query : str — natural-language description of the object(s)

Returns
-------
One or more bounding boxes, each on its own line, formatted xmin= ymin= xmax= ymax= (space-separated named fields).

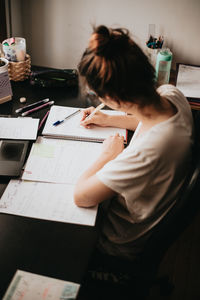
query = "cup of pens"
xmin=2 ymin=37 xmax=26 ymax=62
xmin=146 ymin=36 xmax=164 ymax=68
xmin=146 ymin=24 xmax=164 ymax=68
xmin=1 ymin=37 xmax=31 ymax=81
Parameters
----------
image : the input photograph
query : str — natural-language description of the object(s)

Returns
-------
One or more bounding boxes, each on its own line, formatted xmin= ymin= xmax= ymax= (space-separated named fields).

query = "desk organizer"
xmin=0 ymin=57 xmax=12 ymax=104
xmin=8 ymin=54 xmax=31 ymax=81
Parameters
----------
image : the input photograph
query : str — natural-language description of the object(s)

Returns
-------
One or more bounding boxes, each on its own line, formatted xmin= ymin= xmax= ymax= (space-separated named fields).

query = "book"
xmin=42 ymin=105 xmax=128 ymax=143
xmin=15 ymin=136 xmax=100 ymax=225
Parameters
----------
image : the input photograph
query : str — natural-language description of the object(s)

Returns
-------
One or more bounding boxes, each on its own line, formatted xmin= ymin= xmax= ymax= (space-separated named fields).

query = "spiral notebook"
xmin=42 ymin=105 xmax=128 ymax=143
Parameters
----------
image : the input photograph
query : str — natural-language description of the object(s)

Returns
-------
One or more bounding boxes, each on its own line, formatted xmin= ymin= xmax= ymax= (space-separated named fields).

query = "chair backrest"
xmin=140 ymin=110 xmax=200 ymax=266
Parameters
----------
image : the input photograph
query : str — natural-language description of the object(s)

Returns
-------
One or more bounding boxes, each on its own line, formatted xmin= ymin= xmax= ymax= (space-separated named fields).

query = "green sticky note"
xmin=32 ymin=144 xmax=54 ymax=158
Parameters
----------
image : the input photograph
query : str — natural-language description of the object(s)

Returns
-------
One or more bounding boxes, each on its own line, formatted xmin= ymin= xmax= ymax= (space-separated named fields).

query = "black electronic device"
xmin=0 ymin=140 xmax=29 ymax=176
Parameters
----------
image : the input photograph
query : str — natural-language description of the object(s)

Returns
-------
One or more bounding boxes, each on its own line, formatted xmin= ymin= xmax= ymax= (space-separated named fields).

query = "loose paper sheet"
xmin=22 ymin=137 xmax=102 ymax=184
xmin=0 ymin=180 xmax=97 ymax=226
xmin=0 ymin=117 xmax=39 ymax=140
xmin=3 ymin=270 xmax=80 ymax=300
xmin=176 ymin=64 xmax=200 ymax=98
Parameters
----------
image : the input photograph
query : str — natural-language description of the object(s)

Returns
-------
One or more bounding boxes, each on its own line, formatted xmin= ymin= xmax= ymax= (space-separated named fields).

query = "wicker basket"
xmin=8 ymin=54 xmax=31 ymax=81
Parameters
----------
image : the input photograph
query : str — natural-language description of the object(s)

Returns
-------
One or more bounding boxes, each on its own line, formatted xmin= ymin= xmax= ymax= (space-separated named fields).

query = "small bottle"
xmin=155 ymin=48 xmax=172 ymax=85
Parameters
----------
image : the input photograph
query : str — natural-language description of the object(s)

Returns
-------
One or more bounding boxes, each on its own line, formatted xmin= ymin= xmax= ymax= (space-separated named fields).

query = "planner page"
xmin=22 ymin=136 xmax=102 ymax=184
xmin=0 ymin=179 xmax=97 ymax=226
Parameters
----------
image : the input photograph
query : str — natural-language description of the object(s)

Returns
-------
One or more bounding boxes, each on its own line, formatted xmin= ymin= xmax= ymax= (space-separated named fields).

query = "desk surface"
xmin=0 ymin=68 xmax=176 ymax=297
xmin=0 ymin=73 xmax=99 ymax=298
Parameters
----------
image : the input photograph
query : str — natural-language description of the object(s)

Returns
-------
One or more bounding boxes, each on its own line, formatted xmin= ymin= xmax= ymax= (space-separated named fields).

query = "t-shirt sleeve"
xmin=96 ymin=146 xmax=157 ymax=205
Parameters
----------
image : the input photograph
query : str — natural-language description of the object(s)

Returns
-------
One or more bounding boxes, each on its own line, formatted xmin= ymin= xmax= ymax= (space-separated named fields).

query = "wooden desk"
xmin=0 ymin=75 xmax=99 ymax=298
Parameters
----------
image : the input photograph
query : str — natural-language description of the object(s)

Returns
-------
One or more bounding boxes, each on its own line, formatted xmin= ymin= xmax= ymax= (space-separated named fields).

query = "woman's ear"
xmin=104 ymin=96 xmax=136 ymax=113
xmin=102 ymin=96 xmax=122 ymax=110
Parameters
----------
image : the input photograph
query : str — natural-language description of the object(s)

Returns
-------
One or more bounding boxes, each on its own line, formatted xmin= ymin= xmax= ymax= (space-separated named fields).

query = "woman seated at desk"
xmin=74 ymin=25 xmax=193 ymax=262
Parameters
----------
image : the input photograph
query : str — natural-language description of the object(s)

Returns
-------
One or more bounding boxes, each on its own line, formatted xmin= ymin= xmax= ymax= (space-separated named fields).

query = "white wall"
xmin=11 ymin=0 xmax=200 ymax=70
xmin=9 ymin=0 xmax=23 ymax=37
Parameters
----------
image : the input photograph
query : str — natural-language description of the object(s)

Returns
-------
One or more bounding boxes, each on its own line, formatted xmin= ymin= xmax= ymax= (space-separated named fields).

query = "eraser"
xmin=20 ymin=97 xmax=26 ymax=103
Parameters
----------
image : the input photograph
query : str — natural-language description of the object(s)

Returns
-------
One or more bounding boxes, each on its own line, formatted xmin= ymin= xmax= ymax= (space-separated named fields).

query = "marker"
xmin=22 ymin=101 xmax=54 ymax=116
xmin=53 ymin=109 xmax=81 ymax=126
xmin=38 ymin=110 xmax=50 ymax=131
xmin=86 ymin=103 xmax=105 ymax=120
xmin=15 ymin=98 xmax=49 ymax=113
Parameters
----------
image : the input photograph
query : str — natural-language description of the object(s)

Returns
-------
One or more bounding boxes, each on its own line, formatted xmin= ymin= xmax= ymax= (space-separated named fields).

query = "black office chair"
xmin=78 ymin=110 xmax=200 ymax=300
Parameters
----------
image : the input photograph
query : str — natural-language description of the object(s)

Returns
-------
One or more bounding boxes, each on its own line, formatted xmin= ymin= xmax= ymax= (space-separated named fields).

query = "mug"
xmin=0 ymin=57 xmax=9 ymax=73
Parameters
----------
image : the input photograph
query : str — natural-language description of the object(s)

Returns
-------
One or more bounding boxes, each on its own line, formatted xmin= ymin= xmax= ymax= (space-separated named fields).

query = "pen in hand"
xmin=85 ymin=103 xmax=105 ymax=120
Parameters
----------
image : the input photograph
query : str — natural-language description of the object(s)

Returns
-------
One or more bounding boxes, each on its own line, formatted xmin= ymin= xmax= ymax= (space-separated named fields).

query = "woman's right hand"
xmin=80 ymin=107 xmax=108 ymax=128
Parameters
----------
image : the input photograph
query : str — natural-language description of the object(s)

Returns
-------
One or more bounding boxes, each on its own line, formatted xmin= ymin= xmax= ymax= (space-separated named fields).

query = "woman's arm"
xmin=74 ymin=134 xmax=124 ymax=207
xmin=80 ymin=107 xmax=139 ymax=131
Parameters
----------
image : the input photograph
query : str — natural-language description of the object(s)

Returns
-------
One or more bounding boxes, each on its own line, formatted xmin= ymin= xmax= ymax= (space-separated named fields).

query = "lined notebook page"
xmin=42 ymin=105 xmax=127 ymax=142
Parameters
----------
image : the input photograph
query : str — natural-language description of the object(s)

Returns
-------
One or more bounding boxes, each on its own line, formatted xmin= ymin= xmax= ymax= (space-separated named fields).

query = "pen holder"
xmin=2 ymin=37 xmax=26 ymax=62
xmin=8 ymin=54 xmax=31 ymax=81
xmin=146 ymin=47 xmax=159 ymax=68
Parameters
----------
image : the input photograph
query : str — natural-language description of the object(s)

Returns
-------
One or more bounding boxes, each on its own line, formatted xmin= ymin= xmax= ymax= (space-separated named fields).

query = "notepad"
xmin=3 ymin=270 xmax=80 ymax=300
xmin=0 ymin=117 xmax=39 ymax=140
xmin=42 ymin=105 xmax=127 ymax=143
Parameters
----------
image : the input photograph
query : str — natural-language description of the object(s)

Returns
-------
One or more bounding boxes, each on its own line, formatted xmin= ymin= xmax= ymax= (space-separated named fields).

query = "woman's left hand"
xmin=101 ymin=133 xmax=124 ymax=161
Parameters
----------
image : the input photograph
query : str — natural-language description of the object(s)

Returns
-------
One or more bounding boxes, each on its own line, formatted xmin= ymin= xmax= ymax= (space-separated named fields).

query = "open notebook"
xmin=42 ymin=105 xmax=128 ymax=143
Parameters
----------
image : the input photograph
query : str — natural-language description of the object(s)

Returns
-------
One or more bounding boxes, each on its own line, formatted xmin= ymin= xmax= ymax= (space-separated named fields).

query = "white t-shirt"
xmin=96 ymin=85 xmax=194 ymax=260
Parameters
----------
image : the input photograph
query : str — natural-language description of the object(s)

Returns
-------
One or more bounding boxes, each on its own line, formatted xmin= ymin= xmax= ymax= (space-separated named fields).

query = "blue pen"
xmin=53 ymin=109 xmax=81 ymax=126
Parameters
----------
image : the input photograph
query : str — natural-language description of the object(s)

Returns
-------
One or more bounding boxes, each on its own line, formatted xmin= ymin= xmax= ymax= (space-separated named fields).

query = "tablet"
xmin=0 ymin=140 xmax=29 ymax=176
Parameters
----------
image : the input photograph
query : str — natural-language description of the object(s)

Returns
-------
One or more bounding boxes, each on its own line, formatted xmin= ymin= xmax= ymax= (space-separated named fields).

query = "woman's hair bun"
xmin=89 ymin=25 xmax=129 ymax=57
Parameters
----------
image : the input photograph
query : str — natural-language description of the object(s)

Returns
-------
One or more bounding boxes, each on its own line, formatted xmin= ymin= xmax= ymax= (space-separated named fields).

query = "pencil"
xmin=38 ymin=110 xmax=50 ymax=131
xmin=86 ymin=103 xmax=105 ymax=119
xmin=15 ymin=98 xmax=49 ymax=113
xmin=21 ymin=101 xmax=54 ymax=116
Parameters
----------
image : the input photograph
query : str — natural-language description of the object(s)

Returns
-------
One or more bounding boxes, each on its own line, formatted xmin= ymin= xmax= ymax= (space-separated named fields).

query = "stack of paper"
xmin=176 ymin=64 xmax=200 ymax=110
xmin=0 ymin=105 xmax=127 ymax=226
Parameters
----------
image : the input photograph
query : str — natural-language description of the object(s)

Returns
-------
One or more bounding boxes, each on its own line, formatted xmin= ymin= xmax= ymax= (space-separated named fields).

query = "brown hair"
xmin=78 ymin=25 xmax=159 ymax=107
